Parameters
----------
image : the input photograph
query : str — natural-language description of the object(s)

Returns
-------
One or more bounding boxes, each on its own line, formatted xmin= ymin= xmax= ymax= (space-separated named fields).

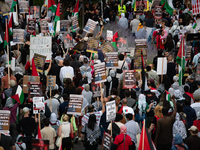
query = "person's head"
xmin=56 ymin=50 xmax=61 ymax=56
xmin=10 ymin=80 xmax=16 ymax=88
xmin=94 ymin=53 xmax=98 ymax=60
xmin=78 ymin=29 xmax=83 ymax=35
xmin=158 ymin=49 xmax=163 ymax=55
xmin=71 ymin=54 xmax=76 ymax=60
xmin=154 ymin=105 xmax=163 ymax=118
xmin=124 ymin=90 xmax=131 ymax=98
xmin=4 ymin=67 xmax=13 ymax=75
xmin=146 ymin=66 xmax=151 ymax=72
xmin=63 ymin=58 xmax=70 ymax=66
xmin=162 ymin=107 xmax=169 ymax=116
xmin=126 ymin=113 xmax=133 ymax=121
xmin=85 ymin=84 xmax=90 ymax=92
xmin=189 ymin=126 xmax=199 ymax=135
xmin=185 ymin=98 xmax=191 ymax=106
xmin=63 ymin=93 xmax=68 ymax=101
xmin=88 ymin=114 xmax=96 ymax=131
xmin=167 ymin=54 xmax=173 ymax=61
xmin=115 ymin=113 xmax=123 ymax=122
xmin=76 ymin=87 xmax=83 ymax=95
xmin=173 ymin=10 xmax=177 ymax=16
xmin=122 ymin=98 xmax=128 ymax=106
xmin=120 ymin=125 xmax=127 ymax=134
xmin=85 ymin=3 xmax=89 ymax=8
xmin=65 ymin=78 xmax=74 ymax=89
xmin=177 ymin=103 xmax=184 ymax=113
xmin=62 ymin=114 xmax=69 ymax=122
xmin=23 ymin=107 xmax=29 ymax=116
xmin=111 ymin=88 xmax=118 ymax=96
xmin=88 ymin=105 xmax=95 ymax=113
xmin=197 ymin=81 xmax=200 ymax=88
xmin=43 ymin=118 xmax=50 ymax=127
xmin=193 ymin=89 xmax=200 ymax=102
xmin=83 ymin=58 xmax=88 ymax=64
xmin=96 ymin=9 xmax=99 ymax=14
xmin=87 ymin=33 xmax=93 ymax=38
xmin=184 ymin=85 xmax=190 ymax=93
xmin=118 ymin=54 xmax=124 ymax=61
xmin=26 ymin=34 xmax=30 ymax=41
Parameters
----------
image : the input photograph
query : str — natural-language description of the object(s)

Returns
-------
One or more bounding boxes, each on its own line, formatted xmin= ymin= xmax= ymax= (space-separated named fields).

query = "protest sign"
xmin=30 ymin=36 xmax=52 ymax=61
xmin=192 ymin=0 xmax=200 ymax=15
xmin=33 ymin=97 xmax=45 ymax=114
xmin=83 ymin=19 xmax=98 ymax=33
xmin=135 ymin=39 xmax=147 ymax=46
xmin=107 ymin=30 xmax=113 ymax=41
xmin=28 ymin=82 xmax=43 ymax=102
xmin=60 ymin=20 xmax=71 ymax=32
xmin=13 ymin=29 xmax=24 ymax=44
xmin=152 ymin=0 xmax=161 ymax=7
xmin=33 ymin=53 xmax=46 ymax=73
xmin=186 ymin=46 xmax=192 ymax=60
xmin=157 ymin=57 xmax=167 ymax=75
xmin=30 ymin=6 xmax=40 ymax=18
xmin=46 ymin=76 xmax=56 ymax=87
xmin=67 ymin=94 xmax=83 ymax=115
xmin=23 ymin=75 xmax=40 ymax=93
xmin=27 ymin=19 xmax=36 ymax=33
xmin=48 ymin=23 xmax=54 ymax=33
xmin=94 ymin=62 xmax=107 ymax=84
xmin=134 ymin=1 xmax=149 ymax=13
xmin=5 ymin=0 xmax=12 ymax=7
xmin=123 ymin=70 xmax=137 ymax=89
xmin=19 ymin=1 xmax=28 ymax=13
xmin=196 ymin=64 xmax=200 ymax=81
xmin=0 ymin=3 xmax=10 ymax=14
xmin=100 ymin=42 xmax=115 ymax=53
xmin=63 ymin=33 xmax=73 ymax=49
xmin=40 ymin=18 xmax=50 ymax=33
xmin=87 ymin=38 xmax=99 ymax=53
xmin=154 ymin=6 xmax=162 ymax=19
xmin=26 ymin=15 xmax=33 ymax=23
xmin=101 ymin=132 xmax=112 ymax=150
xmin=186 ymin=33 xmax=200 ymax=41
xmin=116 ymin=37 xmax=128 ymax=52
xmin=71 ymin=15 xmax=79 ymax=31
xmin=0 ymin=110 xmax=10 ymax=134
xmin=106 ymin=100 xmax=116 ymax=122
xmin=91 ymin=83 xmax=101 ymax=97
xmin=32 ymin=139 xmax=49 ymax=150
xmin=134 ymin=47 xmax=147 ymax=69
xmin=105 ymin=52 xmax=118 ymax=68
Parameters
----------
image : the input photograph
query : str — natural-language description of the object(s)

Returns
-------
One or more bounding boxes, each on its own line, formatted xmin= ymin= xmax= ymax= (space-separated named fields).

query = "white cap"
xmin=123 ymin=106 xmax=134 ymax=115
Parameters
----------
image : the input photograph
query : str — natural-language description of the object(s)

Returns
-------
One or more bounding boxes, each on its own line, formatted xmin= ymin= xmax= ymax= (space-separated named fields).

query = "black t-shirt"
xmin=0 ymin=134 xmax=15 ymax=150
xmin=146 ymin=95 xmax=159 ymax=117
xmin=186 ymin=135 xmax=200 ymax=150
xmin=17 ymin=117 xmax=36 ymax=136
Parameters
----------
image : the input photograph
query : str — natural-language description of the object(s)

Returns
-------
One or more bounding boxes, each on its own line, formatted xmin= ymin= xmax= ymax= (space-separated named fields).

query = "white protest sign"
xmin=106 ymin=100 xmax=116 ymax=122
xmin=0 ymin=110 xmax=10 ymax=134
xmin=157 ymin=57 xmax=167 ymax=75
xmin=48 ymin=23 xmax=54 ymax=33
xmin=30 ymin=36 xmax=52 ymax=61
xmin=107 ymin=30 xmax=113 ymax=41
xmin=33 ymin=97 xmax=45 ymax=114
xmin=83 ymin=19 xmax=98 ymax=33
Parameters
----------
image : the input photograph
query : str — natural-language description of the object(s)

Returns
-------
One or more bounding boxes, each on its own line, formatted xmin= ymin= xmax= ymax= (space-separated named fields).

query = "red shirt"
xmin=113 ymin=134 xmax=132 ymax=150
xmin=156 ymin=35 xmax=165 ymax=50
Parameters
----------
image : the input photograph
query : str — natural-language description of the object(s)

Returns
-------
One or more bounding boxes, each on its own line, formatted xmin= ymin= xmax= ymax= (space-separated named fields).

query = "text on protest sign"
xmin=40 ymin=18 xmax=50 ymax=33
xmin=105 ymin=52 xmax=118 ymax=68
xmin=30 ymin=6 xmax=40 ymax=18
xmin=28 ymin=82 xmax=43 ymax=102
xmin=106 ymin=100 xmax=116 ymax=122
xmin=116 ymin=37 xmax=128 ymax=53
xmin=134 ymin=46 xmax=147 ymax=70
xmin=107 ymin=30 xmax=113 ymax=41
xmin=60 ymin=20 xmax=71 ymax=32
xmin=123 ymin=70 xmax=137 ymax=89
xmin=63 ymin=33 xmax=73 ymax=49
xmin=100 ymin=42 xmax=115 ymax=53
xmin=33 ymin=97 xmax=45 ymax=114
xmin=101 ymin=132 xmax=112 ymax=150
xmin=27 ymin=19 xmax=36 ymax=33
xmin=19 ymin=1 xmax=28 ymax=13
xmin=87 ymin=38 xmax=99 ymax=53
xmin=0 ymin=110 xmax=10 ymax=134
xmin=32 ymin=53 xmax=46 ymax=73
xmin=91 ymin=83 xmax=101 ymax=97
xmin=94 ymin=62 xmax=107 ymax=84
xmin=71 ymin=15 xmax=79 ymax=31
xmin=13 ymin=29 xmax=25 ymax=44
xmin=83 ymin=19 xmax=98 ymax=33
xmin=67 ymin=94 xmax=83 ymax=115
xmin=23 ymin=75 xmax=40 ymax=93
xmin=46 ymin=75 xmax=56 ymax=87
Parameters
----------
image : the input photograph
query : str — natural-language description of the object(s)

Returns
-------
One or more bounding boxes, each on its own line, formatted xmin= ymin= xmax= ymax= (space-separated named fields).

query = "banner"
xmin=83 ymin=19 xmax=98 ymax=33
xmin=154 ymin=6 xmax=162 ymax=19
xmin=106 ymin=100 xmax=116 ymax=122
xmin=67 ymin=94 xmax=83 ymax=115
xmin=23 ymin=75 xmax=40 ymax=93
xmin=32 ymin=139 xmax=49 ymax=150
xmin=123 ymin=70 xmax=137 ymax=89
xmin=27 ymin=19 xmax=36 ymax=33
xmin=100 ymin=42 xmax=115 ymax=53
xmin=46 ymin=75 xmax=56 ymax=87
xmin=13 ymin=29 xmax=24 ymax=44
xmin=91 ymin=82 xmax=101 ymax=97
xmin=87 ymin=38 xmax=99 ymax=53
xmin=157 ymin=57 xmax=167 ymax=75
xmin=63 ymin=33 xmax=73 ymax=49
xmin=0 ymin=110 xmax=10 ymax=134
xmin=60 ymin=20 xmax=71 ymax=32
xmin=30 ymin=36 xmax=52 ymax=61
xmin=116 ymin=37 xmax=128 ymax=52
xmin=94 ymin=62 xmax=107 ymax=84
xmin=71 ymin=15 xmax=79 ymax=31
xmin=33 ymin=97 xmax=45 ymax=114
xmin=105 ymin=52 xmax=118 ymax=68
xmin=134 ymin=46 xmax=147 ymax=70
xmin=19 ymin=1 xmax=28 ymax=13
xmin=107 ymin=30 xmax=113 ymax=41
xmin=33 ymin=53 xmax=46 ymax=73
xmin=30 ymin=6 xmax=40 ymax=18
xmin=101 ymin=132 xmax=112 ymax=150
xmin=40 ymin=18 xmax=50 ymax=33
xmin=28 ymin=82 xmax=43 ymax=102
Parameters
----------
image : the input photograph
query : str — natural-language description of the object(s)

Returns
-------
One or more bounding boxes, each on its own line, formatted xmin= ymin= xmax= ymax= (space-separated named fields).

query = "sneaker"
xmin=78 ymin=137 xmax=82 ymax=141
xmin=74 ymin=136 xmax=78 ymax=143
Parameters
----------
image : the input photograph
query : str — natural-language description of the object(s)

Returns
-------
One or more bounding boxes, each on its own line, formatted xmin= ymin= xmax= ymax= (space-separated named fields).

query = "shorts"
xmin=75 ymin=116 xmax=83 ymax=125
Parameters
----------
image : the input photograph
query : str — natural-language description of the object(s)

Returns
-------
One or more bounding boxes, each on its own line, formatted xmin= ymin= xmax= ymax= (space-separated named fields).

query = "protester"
xmin=185 ymin=126 xmax=200 ymax=149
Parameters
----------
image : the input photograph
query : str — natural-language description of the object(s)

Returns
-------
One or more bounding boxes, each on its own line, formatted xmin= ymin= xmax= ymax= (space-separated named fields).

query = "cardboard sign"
xmin=100 ymin=42 xmax=115 ymax=53
xmin=107 ymin=30 xmax=113 ymax=41
xmin=71 ymin=15 xmax=79 ymax=31
xmin=40 ymin=18 xmax=50 ymax=33
xmin=28 ymin=82 xmax=43 ymax=102
xmin=123 ymin=70 xmax=137 ymax=89
xmin=157 ymin=57 xmax=167 ymax=75
xmin=101 ymin=132 xmax=112 ymax=150
xmin=30 ymin=36 xmax=52 ymax=61
xmin=27 ymin=19 xmax=36 ymax=33
xmin=106 ymin=100 xmax=116 ymax=122
xmin=46 ymin=76 xmax=56 ymax=87
xmin=33 ymin=53 xmax=46 ymax=73
xmin=196 ymin=63 xmax=200 ymax=81
xmin=33 ymin=97 xmax=45 ymax=114
xmin=23 ymin=75 xmax=40 ymax=93
xmin=134 ymin=47 xmax=147 ymax=69
xmin=87 ymin=38 xmax=99 ymax=53
xmin=19 ymin=1 xmax=28 ymax=13
xmin=13 ymin=29 xmax=24 ymax=44
xmin=83 ymin=19 xmax=98 ymax=33
xmin=32 ymin=139 xmax=49 ymax=150
xmin=94 ymin=62 xmax=107 ymax=84
xmin=63 ymin=33 xmax=73 ymax=49
xmin=30 ymin=6 xmax=40 ymax=18
xmin=60 ymin=20 xmax=71 ymax=32
xmin=105 ymin=52 xmax=118 ymax=68
xmin=186 ymin=46 xmax=192 ymax=60
xmin=154 ymin=6 xmax=162 ymax=19
xmin=48 ymin=23 xmax=54 ymax=33
xmin=0 ymin=3 xmax=10 ymax=14
xmin=67 ymin=94 xmax=83 ymax=115
xmin=91 ymin=83 xmax=101 ymax=97
xmin=0 ymin=110 xmax=10 ymax=134
xmin=116 ymin=37 xmax=128 ymax=52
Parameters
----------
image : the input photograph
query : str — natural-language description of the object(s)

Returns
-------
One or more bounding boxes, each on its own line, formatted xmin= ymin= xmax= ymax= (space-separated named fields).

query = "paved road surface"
xmin=73 ymin=141 xmax=101 ymax=150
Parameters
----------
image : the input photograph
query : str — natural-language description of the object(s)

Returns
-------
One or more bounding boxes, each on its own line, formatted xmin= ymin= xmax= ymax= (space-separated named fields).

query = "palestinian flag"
xmin=38 ymin=124 xmax=42 ymax=139
xmin=10 ymin=0 xmax=17 ymax=12
xmin=53 ymin=2 xmax=60 ymax=36
xmin=161 ymin=0 xmax=175 ymax=15
xmin=132 ymin=0 xmax=136 ymax=8
xmin=72 ymin=0 xmax=79 ymax=17
xmin=45 ymin=0 xmax=57 ymax=13
xmin=32 ymin=58 xmax=38 ymax=76
xmin=8 ymin=13 xmax=13 ymax=36
xmin=193 ymin=20 xmax=197 ymax=29
xmin=188 ymin=9 xmax=192 ymax=14
xmin=138 ymin=120 xmax=156 ymax=150
xmin=11 ymin=85 xmax=24 ymax=104
xmin=166 ymin=90 xmax=171 ymax=101
xmin=111 ymin=31 xmax=118 ymax=50
xmin=4 ymin=20 xmax=9 ymax=49
xmin=176 ymin=38 xmax=185 ymax=86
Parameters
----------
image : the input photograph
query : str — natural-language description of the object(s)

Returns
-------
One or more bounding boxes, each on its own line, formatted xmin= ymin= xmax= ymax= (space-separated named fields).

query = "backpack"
xmin=112 ymin=122 xmax=120 ymax=140
xmin=175 ymin=144 xmax=187 ymax=150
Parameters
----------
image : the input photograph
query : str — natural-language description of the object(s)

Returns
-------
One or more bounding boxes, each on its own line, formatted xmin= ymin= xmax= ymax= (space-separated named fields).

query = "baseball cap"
xmin=188 ymin=125 xmax=198 ymax=131
xmin=123 ymin=106 xmax=134 ymax=115
xmin=22 ymin=107 xmax=29 ymax=115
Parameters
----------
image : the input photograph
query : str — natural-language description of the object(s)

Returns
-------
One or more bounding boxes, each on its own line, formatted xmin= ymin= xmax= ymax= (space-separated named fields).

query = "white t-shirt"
xmin=130 ymin=19 xmax=140 ymax=33
xmin=59 ymin=66 xmax=74 ymax=83
xmin=191 ymin=102 xmax=200 ymax=116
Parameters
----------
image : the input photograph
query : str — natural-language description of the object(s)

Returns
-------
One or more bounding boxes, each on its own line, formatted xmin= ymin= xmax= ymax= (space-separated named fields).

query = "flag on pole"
xmin=141 ymin=50 xmax=149 ymax=91
xmin=193 ymin=20 xmax=197 ymax=29
xmin=37 ymin=124 xmax=42 ymax=139
xmin=4 ymin=20 xmax=9 ymax=49
xmin=176 ymin=38 xmax=185 ymax=86
xmin=11 ymin=85 xmax=24 ymax=104
xmin=161 ymin=0 xmax=175 ymax=15
xmin=111 ymin=31 xmax=118 ymax=50
xmin=8 ymin=13 xmax=13 ymax=36
xmin=72 ymin=0 xmax=79 ymax=17
xmin=45 ymin=0 xmax=57 ymax=13
xmin=53 ymin=2 xmax=60 ymax=36
xmin=32 ymin=58 xmax=38 ymax=76
xmin=10 ymin=0 xmax=17 ymax=12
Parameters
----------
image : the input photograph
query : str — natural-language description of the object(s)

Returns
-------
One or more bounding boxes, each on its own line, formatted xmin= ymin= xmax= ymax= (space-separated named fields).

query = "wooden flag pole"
xmin=6 ymin=19 xmax=10 ymax=89
xmin=16 ymin=4 xmax=18 ymax=22
xmin=161 ymin=57 xmax=164 ymax=83
xmin=142 ymin=119 xmax=145 ymax=150
xmin=18 ymin=44 xmax=20 ymax=57
xmin=38 ymin=113 xmax=41 ymax=130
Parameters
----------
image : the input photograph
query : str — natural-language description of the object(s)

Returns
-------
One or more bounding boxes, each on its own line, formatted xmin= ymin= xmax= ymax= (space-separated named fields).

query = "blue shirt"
xmin=59 ymin=101 xmax=69 ymax=116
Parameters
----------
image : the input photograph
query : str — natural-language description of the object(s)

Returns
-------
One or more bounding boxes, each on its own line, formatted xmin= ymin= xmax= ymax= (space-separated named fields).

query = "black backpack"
xmin=112 ymin=122 xmax=120 ymax=140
